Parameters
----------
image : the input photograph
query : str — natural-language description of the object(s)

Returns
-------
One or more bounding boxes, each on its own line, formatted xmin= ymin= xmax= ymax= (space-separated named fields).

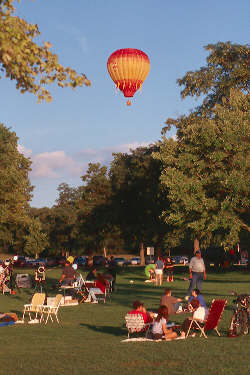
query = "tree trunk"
xmin=139 ymin=242 xmax=145 ymax=266
xmin=194 ymin=238 xmax=199 ymax=254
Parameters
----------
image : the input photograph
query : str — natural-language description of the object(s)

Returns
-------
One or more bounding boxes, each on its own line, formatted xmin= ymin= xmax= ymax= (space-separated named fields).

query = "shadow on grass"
xmin=204 ymin=279 xmax=250 ymax=284
xmin=80 ymin=323 xmax=125 ymax=336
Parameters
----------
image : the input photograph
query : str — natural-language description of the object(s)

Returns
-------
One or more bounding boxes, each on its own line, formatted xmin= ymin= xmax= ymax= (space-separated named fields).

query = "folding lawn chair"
xmin=93 ymin=280 xmax=112 ymax=303
xmin=40 ymin=294 xmax=63 ymax=324
xmin=74 ymin=274 xmax=89 ymax=304
xmin=125 ymin=314 xmax=152 ymax=338
xmin=186 ymin=299 xmax=227 ymax=338
xmin=22 ymin=293 xmax=46 ymax=322
xmin=73 ymin=273 xmax=84 ymax=290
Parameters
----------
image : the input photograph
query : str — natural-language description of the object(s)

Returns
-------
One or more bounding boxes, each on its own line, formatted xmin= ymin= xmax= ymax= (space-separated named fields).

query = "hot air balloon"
xmin=107 ymin=48 xmax=150 ymax=105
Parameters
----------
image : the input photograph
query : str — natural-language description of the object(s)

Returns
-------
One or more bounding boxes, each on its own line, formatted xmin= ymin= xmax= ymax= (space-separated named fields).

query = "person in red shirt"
xmin=128 ymin=301 xmax=154 ymax=324
xmin=85 ymin=273 xmax=109 ymax=303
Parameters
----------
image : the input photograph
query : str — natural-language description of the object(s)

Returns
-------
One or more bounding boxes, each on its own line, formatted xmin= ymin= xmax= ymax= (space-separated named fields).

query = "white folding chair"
xmin=22 ymin=293 xmax=46 ymax=322
xmin=125 ymin=314 xmax=151 ymax=338
xmin=40 ymin=294 xmax=63 ymax=324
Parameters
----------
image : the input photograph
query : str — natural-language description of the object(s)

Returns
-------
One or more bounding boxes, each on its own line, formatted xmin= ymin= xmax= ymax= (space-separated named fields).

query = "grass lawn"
xmin=0 ymin=266 xmax=249 ymax=375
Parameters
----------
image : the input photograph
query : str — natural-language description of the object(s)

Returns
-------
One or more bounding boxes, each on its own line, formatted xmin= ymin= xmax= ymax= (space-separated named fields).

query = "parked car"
xmin=113 ymin=257 xmax=127 ymax=266
xmin=25 ymin=258 xmax=47 ymax=268
xmin=171 ymin=255 xmax=189 ymax=265
xmin=46 ymin=258 xmax=59 ymax=267
xmin=93 ymin=256 xmax=107 ymax=266
xmin=128 ymin=257 xmax=141 ymax=265
xmin=13 ymin=255 xmax=26 ymax=267
xmin=23 ymin=258 xmax=36 ymax=267
xmin=74 ymin=256 xmax=87 ymax=266
xmin=180 ymin=256 xmax=189 ymax=265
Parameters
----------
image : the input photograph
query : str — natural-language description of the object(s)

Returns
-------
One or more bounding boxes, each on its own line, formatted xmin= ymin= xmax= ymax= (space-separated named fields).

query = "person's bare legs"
xmin=164 ymin=330 xmax=177 ymax=340
xmin=160 ymin=273 xmax=163 ymax=286
xmin=155 ymin=274 xmax=159 ymax=286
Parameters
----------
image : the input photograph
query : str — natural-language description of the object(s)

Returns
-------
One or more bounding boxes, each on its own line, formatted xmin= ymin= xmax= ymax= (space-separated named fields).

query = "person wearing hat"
xmin=185 ymin=251 xmax=206 ymax=300
xmin=59 ymin=260 xmax=76 ymax=286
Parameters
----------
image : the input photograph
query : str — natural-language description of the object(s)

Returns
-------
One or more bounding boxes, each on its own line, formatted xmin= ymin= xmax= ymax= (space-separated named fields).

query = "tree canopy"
xmin=0 ymin=123 xmax=33 ymax=250
xmin=0 ymin=0 xmax=90 ymax=102
xmin=109 ymin=145 xmax=173 ymax=252
xmin=156 ymin=42 xmax=250 ymax=250
xmin=177 ymin=42 xmax=249 ymax=113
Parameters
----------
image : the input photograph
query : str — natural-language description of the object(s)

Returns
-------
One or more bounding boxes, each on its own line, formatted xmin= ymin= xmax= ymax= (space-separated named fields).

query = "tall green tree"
xmin=157 ymin=42 xmax=250 ymax=252
xmin=44 ymin=184 xmax=82 ymax=256
xmin=110 ymin=145 xmax=172 ymax=260
xmin=0 ymin=0 xmax=90 ymax=102
xmin=177 ymin=42 xmax=249 ymax=113
xmin=77 ymin=163 xmax=116 ymax=253
xmin=23 ymin=217 xmax=48 ymax=258
xmin=0 ymin=123 xmax=33 ymax=251
xmin=156 ymin=89 xmax=249 ymax=250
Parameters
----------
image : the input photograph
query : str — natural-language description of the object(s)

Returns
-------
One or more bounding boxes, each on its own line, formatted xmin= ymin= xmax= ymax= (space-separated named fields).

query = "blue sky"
xmin=1 ymin=0 xmax=249 ymax=207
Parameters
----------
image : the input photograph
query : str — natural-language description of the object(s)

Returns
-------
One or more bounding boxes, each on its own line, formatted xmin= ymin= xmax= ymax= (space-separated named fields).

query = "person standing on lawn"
xmin=155 ymin=256 xmax=164 ymax=286
xmin=165 ymin=256 xmax=174 ymax=282
xmin=185 ymin=251 xmax=206 ymax=300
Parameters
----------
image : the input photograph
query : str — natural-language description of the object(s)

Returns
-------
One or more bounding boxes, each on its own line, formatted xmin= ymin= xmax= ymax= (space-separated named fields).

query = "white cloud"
xmin=77 ymin=141 xmax=152 ymax=164
xmin=32 ymin=151 xmax=86 ymax=178
xmin=18 ymin=141 xmax=153 ymax=180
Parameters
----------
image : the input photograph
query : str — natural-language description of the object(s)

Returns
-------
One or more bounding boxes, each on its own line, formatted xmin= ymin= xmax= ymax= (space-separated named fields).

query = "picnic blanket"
xmin=0 ymin=321 xmax=15 ymax=327
xmin=121 ymin=337 xmax=185 ymax=342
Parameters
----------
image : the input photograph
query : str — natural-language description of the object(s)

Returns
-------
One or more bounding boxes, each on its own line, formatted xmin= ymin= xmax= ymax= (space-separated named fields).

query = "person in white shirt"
xmin=180 ymin=299 xmax=207 ymax=338
xmin=185 ymin=251 xmax=206 ymax=300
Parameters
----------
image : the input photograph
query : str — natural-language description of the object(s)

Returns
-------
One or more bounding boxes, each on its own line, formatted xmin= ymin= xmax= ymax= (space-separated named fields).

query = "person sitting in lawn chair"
xmin=86 ymin=267 xmax=97 ymax=281
xmin=187 ymin=288 xmax=208 ymax=312
xmin=180 ymin=298 xmax=208 ymax=338
xmin=85 ymin=273 xmax=109 ymax=303
xmin=59 ymin=261 xmax=76 ymax=286
xmin=128 ymin=301 xmax=154 ymax=324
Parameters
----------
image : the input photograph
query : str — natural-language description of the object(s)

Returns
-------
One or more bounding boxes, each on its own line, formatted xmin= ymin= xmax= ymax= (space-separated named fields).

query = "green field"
xmin=0 ymin=267 xmax=249 ymax=375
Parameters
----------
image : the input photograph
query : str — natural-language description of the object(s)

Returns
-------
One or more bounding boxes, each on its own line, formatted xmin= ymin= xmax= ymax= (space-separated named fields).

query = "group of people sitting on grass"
xmin=128 ymin=287 xmax=208 ymax=340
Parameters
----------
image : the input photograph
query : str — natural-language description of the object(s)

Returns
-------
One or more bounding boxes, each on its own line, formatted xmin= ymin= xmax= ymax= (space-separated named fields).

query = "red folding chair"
xmin=186 ymin=299 xmax=227 ymax=338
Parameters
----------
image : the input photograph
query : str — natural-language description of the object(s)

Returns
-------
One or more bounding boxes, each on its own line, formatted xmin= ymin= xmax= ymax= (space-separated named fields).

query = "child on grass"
xmin=152 ymin=305 xmax=177 ymax=340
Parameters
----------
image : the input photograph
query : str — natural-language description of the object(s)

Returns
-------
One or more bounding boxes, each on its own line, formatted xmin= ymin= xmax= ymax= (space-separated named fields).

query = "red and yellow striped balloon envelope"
xmin=107 ymin=48 xmax=150 ymax=105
